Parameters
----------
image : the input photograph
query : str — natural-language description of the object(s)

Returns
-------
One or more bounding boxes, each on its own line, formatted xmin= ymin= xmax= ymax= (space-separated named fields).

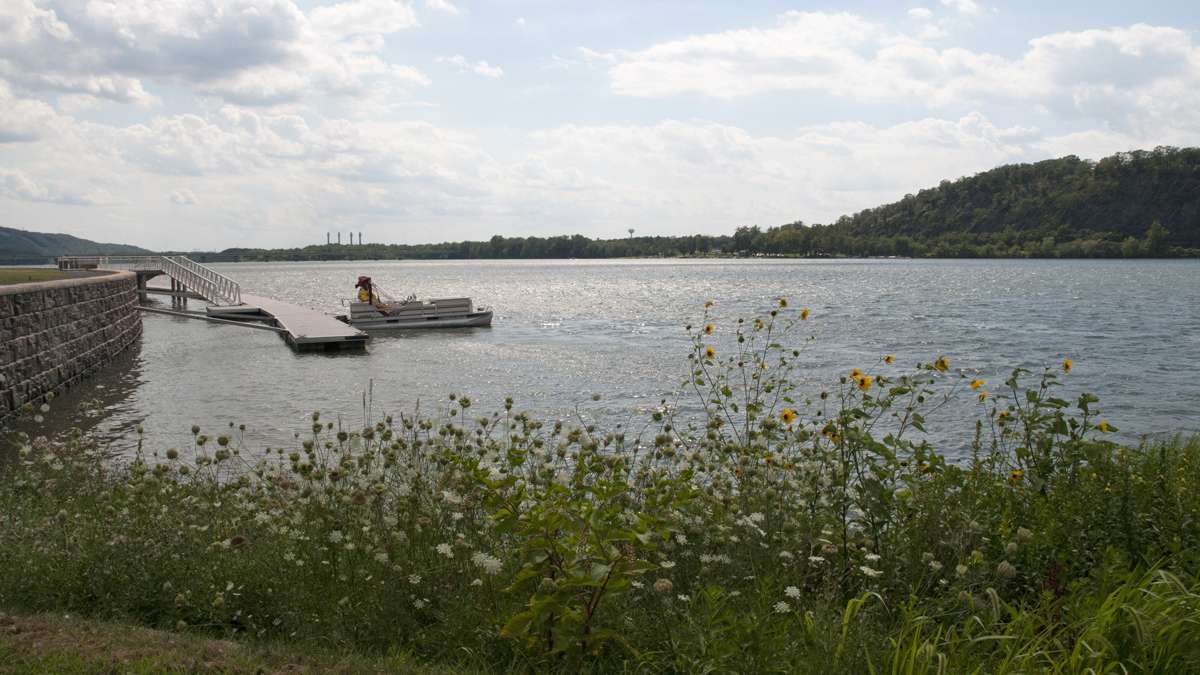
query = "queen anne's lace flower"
xmin=471 ymin=552 xmax=503 ymax=575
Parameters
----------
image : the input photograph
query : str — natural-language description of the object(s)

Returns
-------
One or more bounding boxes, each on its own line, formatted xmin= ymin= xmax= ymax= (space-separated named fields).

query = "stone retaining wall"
xmin=0 ymin=270 xmax=141 ymax=420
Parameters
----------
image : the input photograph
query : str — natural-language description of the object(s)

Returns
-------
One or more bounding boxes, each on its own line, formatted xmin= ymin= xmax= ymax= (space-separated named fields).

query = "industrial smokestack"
xmin=359 ymin=232 xmax=363 ymax=246
xmin=326 ymin=232 xmax=330 ymax=245
xmin=337 ymin=232 xmax=341 ymax=245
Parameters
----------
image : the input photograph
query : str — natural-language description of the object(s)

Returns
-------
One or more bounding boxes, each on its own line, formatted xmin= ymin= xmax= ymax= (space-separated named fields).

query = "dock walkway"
xmin=57 ymin=256 xmax=367 ymax=353
xmin=208 ymin=294 xmax=367 ymax=352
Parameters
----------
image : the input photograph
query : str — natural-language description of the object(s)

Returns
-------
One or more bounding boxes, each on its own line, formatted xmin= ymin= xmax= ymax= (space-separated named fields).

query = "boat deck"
xmin=208 ymin=293 xmax=368 ymax=352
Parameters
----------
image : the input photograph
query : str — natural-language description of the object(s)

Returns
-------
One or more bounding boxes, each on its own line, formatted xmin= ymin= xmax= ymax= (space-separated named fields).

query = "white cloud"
xmin=169 ymin=188 xmax=198 ymax=205
xmin=940 ymin=0 xmax=982 ymax=17
xmin=0 ymin=0 xmax=425 ymax=107
xmin=598 ymin=13 xmax=1200 ymax=134
xmin=424 ymin=0 xmax=462 ymax=16
xmin=311 ymin=0 xmax=419 ymax=38
xmin=0 ymin=168 xmax=115 ymax=205
xmin=516 ymin=114 xmax=1043 ymax=231
xmin=601 ymin=12 xmax=1012 ymax=101
xmin=437 ymin=55 xmax=503 ymax=78
xmin=514 ymin=17 xmax=526 ymax=28
xmin=0 ymin=83 xmax=61 ymax=142
xmin=907 ymin=6 xmax=948 ymax=40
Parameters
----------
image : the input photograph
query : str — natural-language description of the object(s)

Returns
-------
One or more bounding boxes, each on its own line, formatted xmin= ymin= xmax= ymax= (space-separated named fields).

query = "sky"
xmin=1 ymin=1 xmax=1198 ymax=250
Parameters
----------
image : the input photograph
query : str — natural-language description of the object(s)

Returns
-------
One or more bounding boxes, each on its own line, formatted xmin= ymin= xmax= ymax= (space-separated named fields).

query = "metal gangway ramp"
xmin=58 ymin=256 xmax=367 ymax=352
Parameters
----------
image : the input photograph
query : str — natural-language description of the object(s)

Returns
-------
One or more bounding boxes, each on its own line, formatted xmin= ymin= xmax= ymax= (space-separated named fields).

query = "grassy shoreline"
xmin=3 ymin=304 xmax=1199 ymax=672
xmin=0 ymin=268 xmax=71 ymax=286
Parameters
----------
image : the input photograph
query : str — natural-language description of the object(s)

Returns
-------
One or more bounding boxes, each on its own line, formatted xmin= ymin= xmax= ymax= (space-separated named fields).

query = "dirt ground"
xmin=0 ymin=611 xmax=458 ymax=674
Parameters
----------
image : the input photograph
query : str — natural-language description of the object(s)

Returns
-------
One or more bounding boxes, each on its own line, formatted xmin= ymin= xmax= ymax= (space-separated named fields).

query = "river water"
xmin=11 ymin=258 xmax=1200 ymax=458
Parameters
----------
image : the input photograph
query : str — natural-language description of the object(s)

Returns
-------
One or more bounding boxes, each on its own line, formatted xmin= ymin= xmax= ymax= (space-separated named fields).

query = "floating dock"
xmin=208 ymin=294 xmax=367 ymax=352
xmin=58 ymin=256 xmax=368 ymax=353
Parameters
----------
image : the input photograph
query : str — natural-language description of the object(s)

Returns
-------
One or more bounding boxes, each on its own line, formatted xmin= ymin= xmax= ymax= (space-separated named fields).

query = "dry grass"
xmin=0 ymin=611 xmax=459 ymax=674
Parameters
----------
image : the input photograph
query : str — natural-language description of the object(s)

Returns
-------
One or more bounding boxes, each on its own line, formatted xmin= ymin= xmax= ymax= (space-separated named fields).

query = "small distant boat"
xmin=335 ymin=276 xmax=492 ymax=330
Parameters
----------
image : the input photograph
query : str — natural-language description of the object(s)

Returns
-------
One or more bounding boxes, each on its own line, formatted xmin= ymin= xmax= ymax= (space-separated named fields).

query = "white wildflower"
xmin=435 ymin=543 xmax=454 ymax=559
xmin=864 ymin=553 xmax=881 ymax=562
xmin=470 ymin=579 xmax=483 ymax=587
xmin=773 ymin=601 xmax=791 ymax=614
xmin=808 ymin=555 xmax=827 ymax=564
xmin=328 ymin=530 xmax=344 ymax=544
xmin=660 ymin=560 xmax=676 ymax=569
xmin=471 ymin=552 xmax=503 ymax=575
xmin=929 ymin=560 xmax=943 ymax=572
xmin=677 ymin=594 xmax=690 ymax=602
xmin=408 ymin=574 xmax=421 ymax=585
xmin=858 ymin=565 xmax=882 ymax=578
xmin=675 ymin=534 xmax=688 ymax=545
xmin=784 ymin=586 xmax=801 ymax=599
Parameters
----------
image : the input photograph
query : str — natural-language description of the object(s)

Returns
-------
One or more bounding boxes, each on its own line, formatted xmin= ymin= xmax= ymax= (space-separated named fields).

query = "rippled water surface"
xmin=19 ymin=259 xmax=1200 ymax=457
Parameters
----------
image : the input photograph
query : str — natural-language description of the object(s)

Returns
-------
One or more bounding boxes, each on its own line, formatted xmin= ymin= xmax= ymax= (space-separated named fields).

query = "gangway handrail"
xmin=57 ymin=255 xmax=242 ymax=306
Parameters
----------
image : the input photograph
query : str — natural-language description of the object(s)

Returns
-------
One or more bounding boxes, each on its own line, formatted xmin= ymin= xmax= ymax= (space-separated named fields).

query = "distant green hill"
xmin=0 ymin=226 xmax=152 ymax=263
xmin=830 ymin=146 xmax=1199 ymax=253
xmin=724 ymin=146 xmax=1200 ymax=258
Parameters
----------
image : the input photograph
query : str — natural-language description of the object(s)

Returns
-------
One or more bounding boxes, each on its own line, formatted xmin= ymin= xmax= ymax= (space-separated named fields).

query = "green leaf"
xmin=500 ymin=610 xmax=535 ymax=638
xmin=589 ymin=562 xmax=611 ymax=582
